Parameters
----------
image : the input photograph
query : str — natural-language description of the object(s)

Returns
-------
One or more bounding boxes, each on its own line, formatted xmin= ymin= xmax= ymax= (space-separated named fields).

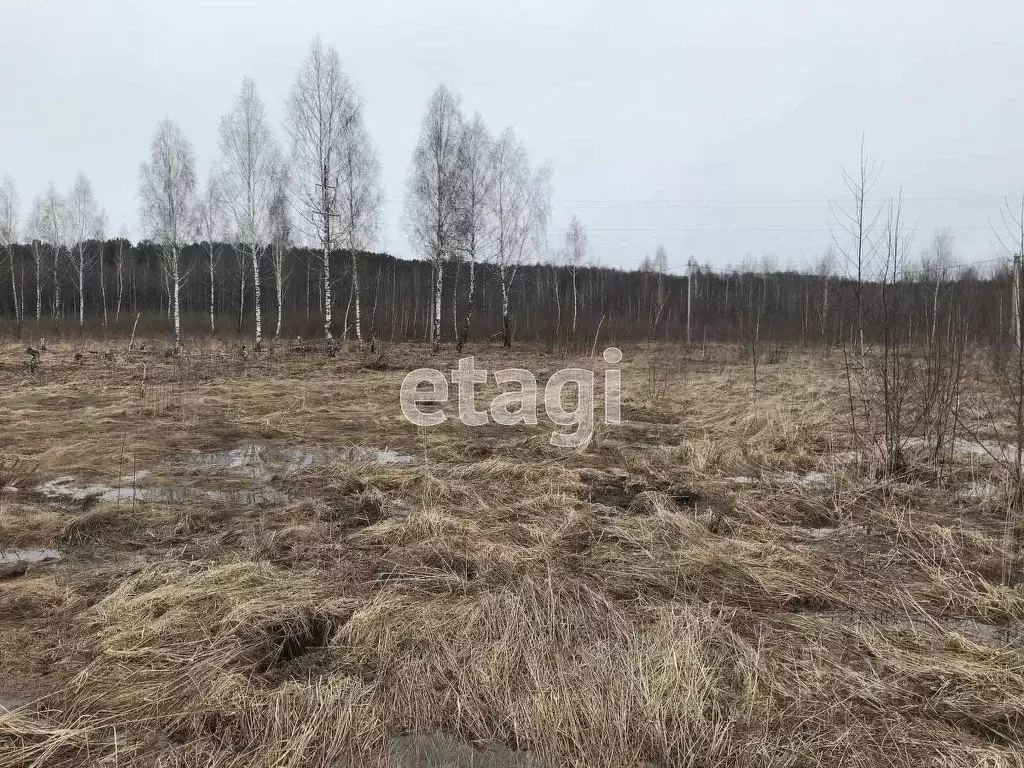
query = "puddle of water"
xmin=36 ymin=476 xmax=290 ymax=507
xmin=389 ymin=732 xmax=534 ymax=768
xmin=341 ymin=445 xmax=417 ymax=465
xmin=176 ymin=444 xmax=320 ymax=483
xmin=0 ymin=548 xmax=61 ymax=566
xmin=0 ymin=547 xmax=61 ymax=578
xmin=32 ymin=443 xmax=414 ymax=512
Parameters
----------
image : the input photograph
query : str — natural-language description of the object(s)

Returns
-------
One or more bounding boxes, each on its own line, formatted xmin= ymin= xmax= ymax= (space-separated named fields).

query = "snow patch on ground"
xmin=778 ymin=471 xmax=834 ymax=490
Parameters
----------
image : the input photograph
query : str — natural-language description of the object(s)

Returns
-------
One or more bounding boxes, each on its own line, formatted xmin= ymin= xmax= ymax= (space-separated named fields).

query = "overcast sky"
xmin=2 ymin=0 xmax=1022 ymax=274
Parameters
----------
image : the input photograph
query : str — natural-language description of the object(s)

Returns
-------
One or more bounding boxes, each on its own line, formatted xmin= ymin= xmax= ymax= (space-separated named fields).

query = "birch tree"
xmin=268 ymin=162 xmax=291 ymax=338
xmin=139 ymin=119 xmax=197 ymax=346
xmin=39 ymin=184 xmax=66 ymax=322
xmin=564 ymin=215 xmax=586 ymax=335
xmin=114 ymin=227 xmax=129 ymax=324
xmin=0 ymin=176 xmax=20 ymax=327
xmin=489 ymin=128 xmax=551 ymax=348
xmin=95 ymin=210 xmax=108 ymax=326
xmin=285 ymin=37 xmax=358 ymax=340
xmin=921 ymin=229 xmax=955 ymax=349
xmin=195 ymin=171 xmax=225 ymax=332
xmin=219 ymin=77 xmax=278 ymax=345
xmin=337 ymin=99 xmax=381 ymax=345
xmin=27 ymin=196 xmax=45 ymax=324
xmin=404 ymin=85 xmax=464 ymax=352
xmin=66 ymin=173 xmax=99 ymax=327
xmin=832 ymin=139 xmax=882 ymax=357
xmin=815 ymin=250 xmax=834 ymax=346
xmin=455 ymin=114 xmax=494 ymax=352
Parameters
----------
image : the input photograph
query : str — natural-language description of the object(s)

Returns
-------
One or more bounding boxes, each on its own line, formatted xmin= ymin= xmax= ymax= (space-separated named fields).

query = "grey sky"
xmin=2 ymin=0 xmax=1022 ymax=274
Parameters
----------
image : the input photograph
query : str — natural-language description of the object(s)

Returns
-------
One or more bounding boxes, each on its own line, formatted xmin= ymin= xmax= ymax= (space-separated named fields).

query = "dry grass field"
xmin=1 ymin=337 xmax=1023 ymax=767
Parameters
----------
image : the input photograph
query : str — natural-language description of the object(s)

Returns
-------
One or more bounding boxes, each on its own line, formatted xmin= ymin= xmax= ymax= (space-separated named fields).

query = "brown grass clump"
xmin=1 ymin=340 xmax=1023 ymax=766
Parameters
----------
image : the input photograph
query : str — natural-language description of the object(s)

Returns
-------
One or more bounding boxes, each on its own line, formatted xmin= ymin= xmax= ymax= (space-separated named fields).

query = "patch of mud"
xmin=388 ymin=732 xmax=535 ymax=768
xmin=0 ymin=547 xmax=61 ymax=578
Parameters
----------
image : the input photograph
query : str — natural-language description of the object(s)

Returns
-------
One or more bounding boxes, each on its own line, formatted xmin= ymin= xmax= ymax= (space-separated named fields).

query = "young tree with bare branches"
xmin=113 ymin=227 xmax=129 ymax=324
xmin=95 ymin=210 xmax=108 ymax=326
xmin=195 ymin=171 xmax=225 ymax=333
xmin=139 ymin=119 xmax=197 ymax=346
xmin=26 ymin=196 xmax=46 ymax=325
xmin=219 ymin=77 xmax=279 ymax=346
xmin=38 ymin=183 xmax=66 ymax=323
xmin=66 ymin=173 xmax=99 ymax=327
xmin=455 ymin=113 xmax=495 ymax=352
xmin=268 ymin=163 xmax=291 ymax=339
xmin=285 ymin=37 xmax=358 ymax=341
xmin=489 ymin=127 xmax=550 ymax=348
xmin=564 ymin=215 xmax=586 ymax=336
xmin=0 ymin=175 xmax=20 ymax=328
xmin=404 ymin=85 xmax=464 ymax=352
xmin=337 ymin=95 xmax=381 ymax=346
xmin=832 ymin=139 xmax=883 ymax=357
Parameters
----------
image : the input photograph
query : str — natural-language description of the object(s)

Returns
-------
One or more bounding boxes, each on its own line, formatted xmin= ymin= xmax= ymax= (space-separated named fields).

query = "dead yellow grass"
xmin=1 ymin=339 xmax=1023 ymax=766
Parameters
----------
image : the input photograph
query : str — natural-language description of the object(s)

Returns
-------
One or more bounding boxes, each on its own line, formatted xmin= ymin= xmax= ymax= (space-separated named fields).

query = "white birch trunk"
xmin=351 ymin=252 xmax=362 ymax=344
xmin=571 ymin=267 xmax=578 ymax=335
xmin=8 ymin=252 xmax=19 ymax=326
xmin=500 ymin=264 xmax=511 ymax=348
xmin=275 ymin=254 xmax=283 ymax=338
xmin=34 ymin=246 xmax=41 ymax=325
xmin=251 ymin=247 xmax=262 ymax=343
xmin=322 ymin=246 xmax=332 ymax=340
xmin=77 ymin=247 xmax=84 ymax=327
xmin=238 ymin=254 xmax=246 ymax=332
xmin=115 ymin=256 xmax=123 ymax=325
xmin=99 ymin=248 xmax=107 ymax=327
xmin=172 ymin=245 xmax=181 ymax=346
xmin=208 ymin=246 xmax=215 ymax=332
xmin=432 ymin=260 xmax=444 ymax=351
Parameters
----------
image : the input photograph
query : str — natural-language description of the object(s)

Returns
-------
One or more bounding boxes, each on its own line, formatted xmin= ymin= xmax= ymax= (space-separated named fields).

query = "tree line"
xmin=0 ymin=229 xmax=1018 ymax=351
xmin=0 ymin=39 xmax=1021 ymax=352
